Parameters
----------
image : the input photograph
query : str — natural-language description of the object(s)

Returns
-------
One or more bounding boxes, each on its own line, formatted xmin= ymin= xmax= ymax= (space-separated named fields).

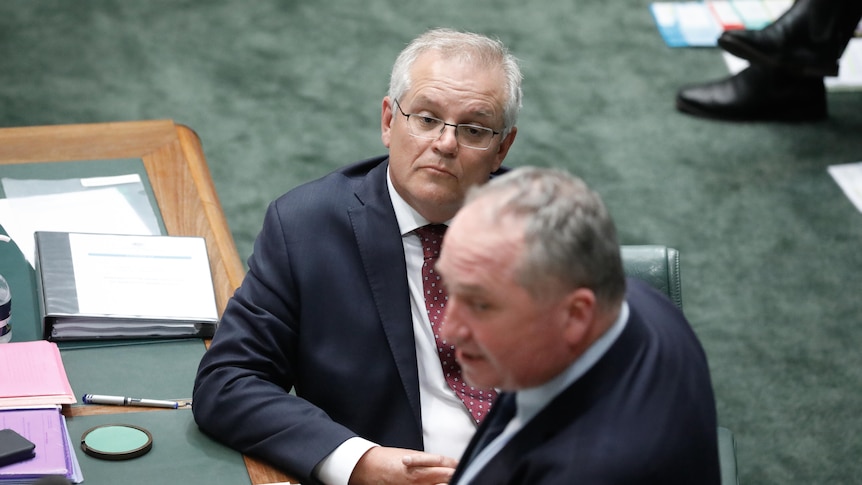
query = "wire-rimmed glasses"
xmin=394 ymin=99 xmax=502 ymax=150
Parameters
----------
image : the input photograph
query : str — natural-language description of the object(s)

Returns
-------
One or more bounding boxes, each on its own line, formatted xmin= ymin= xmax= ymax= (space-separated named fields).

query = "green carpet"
xmin=2 ymin=1 xmax=862 ymax=483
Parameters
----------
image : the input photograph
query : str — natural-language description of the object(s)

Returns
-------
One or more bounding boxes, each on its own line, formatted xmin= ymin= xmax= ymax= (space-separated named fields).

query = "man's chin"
xmin=460 ymin=361 xmax=497 ymax=390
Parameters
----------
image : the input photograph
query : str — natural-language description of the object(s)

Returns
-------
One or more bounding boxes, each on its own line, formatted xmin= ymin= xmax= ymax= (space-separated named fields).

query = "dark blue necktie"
xmin=466 ymin=392 xmax=517 ymax=463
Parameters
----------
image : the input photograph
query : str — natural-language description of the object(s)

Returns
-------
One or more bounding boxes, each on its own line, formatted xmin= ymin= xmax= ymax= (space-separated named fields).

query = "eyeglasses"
xmin=394 ymin=99 xmax=503 ymax=150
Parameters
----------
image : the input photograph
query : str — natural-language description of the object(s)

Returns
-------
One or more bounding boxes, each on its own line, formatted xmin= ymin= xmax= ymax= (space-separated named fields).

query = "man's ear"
xmin=562 ymin=287 xmax=597 ymax=350
xmin=381 ymin=97 xmax=394 ymax=148
xmin=491 ymin=126 xmax=518 ymax=172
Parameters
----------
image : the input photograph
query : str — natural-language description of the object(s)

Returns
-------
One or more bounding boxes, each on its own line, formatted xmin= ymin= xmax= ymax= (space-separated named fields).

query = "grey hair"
xmin=466 ymin=167 xmax=626 ymax=309
xmin=388 ymin=28 xmax=523 ymax=137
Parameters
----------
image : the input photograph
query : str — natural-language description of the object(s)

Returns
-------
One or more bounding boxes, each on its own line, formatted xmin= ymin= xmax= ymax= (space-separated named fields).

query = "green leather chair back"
xmin=620 ymin=245 xmax=739 ymax=485
xmin=621 ymin=245 xmax=683 ymax=309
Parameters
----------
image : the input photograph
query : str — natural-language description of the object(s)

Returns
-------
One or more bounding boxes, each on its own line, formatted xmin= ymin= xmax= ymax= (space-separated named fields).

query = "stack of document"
xmin=0 ymin=341 xmax=75 ymax=408
xmin=0 ymin=341 xmax=82 ymax=483
xmin=0 ymin=408 xmax=83 ymax=484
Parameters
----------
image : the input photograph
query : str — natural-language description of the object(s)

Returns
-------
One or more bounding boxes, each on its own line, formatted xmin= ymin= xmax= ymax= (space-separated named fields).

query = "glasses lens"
xmin=407 ymin=115 xmax=444 ymax=138
xmin=455 ymin=125 xmax=494 ymax=149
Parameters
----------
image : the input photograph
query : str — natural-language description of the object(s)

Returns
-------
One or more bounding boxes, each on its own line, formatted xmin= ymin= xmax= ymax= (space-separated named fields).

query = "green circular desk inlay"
xmin=81 ymin=424 xmax=153 ymax=460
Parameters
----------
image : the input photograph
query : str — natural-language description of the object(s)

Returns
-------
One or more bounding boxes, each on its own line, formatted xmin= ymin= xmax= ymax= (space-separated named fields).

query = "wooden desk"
xmin=0 ymin=120 xmax=293 ymax=485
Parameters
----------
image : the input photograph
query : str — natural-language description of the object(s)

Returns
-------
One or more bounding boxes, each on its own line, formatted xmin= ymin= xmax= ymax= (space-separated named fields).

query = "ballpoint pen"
xmin=82 ymin=393 xmax=185 ymax=409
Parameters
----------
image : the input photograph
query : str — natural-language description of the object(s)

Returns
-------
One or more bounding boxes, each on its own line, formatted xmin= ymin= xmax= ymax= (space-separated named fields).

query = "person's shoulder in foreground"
xmin=193 ymin=26 xmax=522 ymax=485
xmin=438 ymin=166 xmax=721 ymax=485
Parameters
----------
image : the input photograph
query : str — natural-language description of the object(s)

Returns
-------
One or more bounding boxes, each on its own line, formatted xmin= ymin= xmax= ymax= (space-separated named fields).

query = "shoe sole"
xmin=718 ymin=37 xmax=840 ymax=78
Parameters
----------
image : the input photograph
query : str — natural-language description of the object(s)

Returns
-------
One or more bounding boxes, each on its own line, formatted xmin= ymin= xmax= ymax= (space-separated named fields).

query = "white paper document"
xmin=828 ymin=162 xmax=862 ymax=214
xmin=69 ymin=233 xmax=218 ymax=320
xmin=0 ymin=187 xmax=154 ymax=267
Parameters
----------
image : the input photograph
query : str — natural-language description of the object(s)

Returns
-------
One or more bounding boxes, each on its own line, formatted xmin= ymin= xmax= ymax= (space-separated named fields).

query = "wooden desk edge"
xmin=175 ymin=124 xmax=246 ymax=291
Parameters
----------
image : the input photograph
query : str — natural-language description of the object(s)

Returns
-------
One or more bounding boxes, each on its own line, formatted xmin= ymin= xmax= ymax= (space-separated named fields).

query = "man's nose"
xmin=433 ymin=123 xmax=459 ymax=151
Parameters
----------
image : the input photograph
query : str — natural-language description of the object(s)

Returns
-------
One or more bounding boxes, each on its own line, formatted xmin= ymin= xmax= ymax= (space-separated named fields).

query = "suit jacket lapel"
xmin=348 ymin=159 xmax=423 ymax=431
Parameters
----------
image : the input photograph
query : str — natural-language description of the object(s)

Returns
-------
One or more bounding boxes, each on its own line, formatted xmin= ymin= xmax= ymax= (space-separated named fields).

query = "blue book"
xmin=651 ymin=2 xmax=722 ymax=47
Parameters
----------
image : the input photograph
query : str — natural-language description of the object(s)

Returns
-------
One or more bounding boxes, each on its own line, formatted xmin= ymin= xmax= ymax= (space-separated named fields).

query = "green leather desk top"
xmin=62 ymin=339 xmax=205 ymax=402
xmin=65 ymin=410 xmax=251 ymax=485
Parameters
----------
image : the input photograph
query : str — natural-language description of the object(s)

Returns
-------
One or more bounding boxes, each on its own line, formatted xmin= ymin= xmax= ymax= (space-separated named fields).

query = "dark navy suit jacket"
xmin=450 ymin=278 xmax=721 ymax=485
xmin=193 ymin=156 xmax=429 ymax=483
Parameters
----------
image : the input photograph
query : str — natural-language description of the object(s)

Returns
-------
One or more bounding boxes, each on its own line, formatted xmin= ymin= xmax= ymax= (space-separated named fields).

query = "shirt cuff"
xmin=313 ymin=437 xmax=378 ymax=485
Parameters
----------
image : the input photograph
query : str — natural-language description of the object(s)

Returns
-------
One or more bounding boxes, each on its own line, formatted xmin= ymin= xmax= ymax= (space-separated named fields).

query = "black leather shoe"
xmin=675 ymin=65 xmax=827 ymax=122
xmin=717 ymin=0 xmax=862 ymax=77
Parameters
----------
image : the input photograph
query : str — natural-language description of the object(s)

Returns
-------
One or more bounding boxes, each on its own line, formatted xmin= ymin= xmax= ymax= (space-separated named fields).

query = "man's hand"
xmin=349 ymin=446 xmax=458 ymax=485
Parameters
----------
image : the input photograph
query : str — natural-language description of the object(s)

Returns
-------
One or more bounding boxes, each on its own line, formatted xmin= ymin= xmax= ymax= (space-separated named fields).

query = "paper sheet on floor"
xmin=828 ymin=161 xmax=862 ymax=214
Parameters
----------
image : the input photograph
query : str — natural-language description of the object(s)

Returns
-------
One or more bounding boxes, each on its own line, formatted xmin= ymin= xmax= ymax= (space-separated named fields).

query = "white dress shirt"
xmin=314 ymin=167 xmax=477 ymax=484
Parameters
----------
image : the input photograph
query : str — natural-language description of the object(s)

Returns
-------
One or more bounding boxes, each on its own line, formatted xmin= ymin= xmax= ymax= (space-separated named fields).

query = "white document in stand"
xmin=69 ymin=233 xmax=218 ymax=321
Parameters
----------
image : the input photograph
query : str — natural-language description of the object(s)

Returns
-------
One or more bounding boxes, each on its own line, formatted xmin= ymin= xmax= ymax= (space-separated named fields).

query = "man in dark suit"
xmin=192 ymin=28 xmax=521 ymax=485
xmin=433 ymin=167 xmax=721 ymax=484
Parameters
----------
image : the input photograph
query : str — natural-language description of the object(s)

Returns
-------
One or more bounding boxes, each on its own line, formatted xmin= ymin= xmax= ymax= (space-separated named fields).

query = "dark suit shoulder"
xmin=268 ymin=155 xmax=389 ymax=219
xmin=336 ymin=155 xmax=390 ymax=178
xmin=623 ymin=277 xmax=708 ymax=359
xmin=474 ymin=279 xmax=721 ymax=484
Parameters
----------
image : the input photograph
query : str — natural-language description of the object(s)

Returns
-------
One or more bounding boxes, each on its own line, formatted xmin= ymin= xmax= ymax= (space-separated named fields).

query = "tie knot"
xmin=415 ymin=224 xmax=447 ymax=259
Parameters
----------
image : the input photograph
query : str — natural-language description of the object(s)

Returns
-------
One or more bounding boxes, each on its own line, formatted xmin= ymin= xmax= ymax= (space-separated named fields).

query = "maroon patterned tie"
xmin=415 ymin=224 xmax=497 ymax=424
